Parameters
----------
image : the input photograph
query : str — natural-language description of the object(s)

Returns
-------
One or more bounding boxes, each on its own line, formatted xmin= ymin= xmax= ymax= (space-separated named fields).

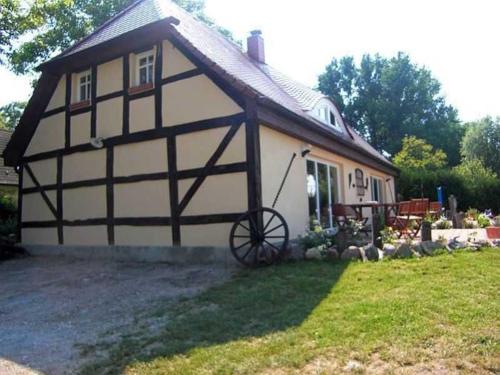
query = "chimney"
xmin=247 ymin=30 xmax=265 ymax=63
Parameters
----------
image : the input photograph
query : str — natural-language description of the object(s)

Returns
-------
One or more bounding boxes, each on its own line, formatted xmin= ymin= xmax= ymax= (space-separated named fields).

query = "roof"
xmin=0 ymin=130 xmax=18 ymax=185
xmin=6 ymin=0 xmax=395 ymax=172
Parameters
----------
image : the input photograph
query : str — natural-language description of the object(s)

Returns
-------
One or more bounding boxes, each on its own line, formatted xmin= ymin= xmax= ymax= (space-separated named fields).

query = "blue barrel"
xmin=437 ymin=186 xmax=443 ymax=206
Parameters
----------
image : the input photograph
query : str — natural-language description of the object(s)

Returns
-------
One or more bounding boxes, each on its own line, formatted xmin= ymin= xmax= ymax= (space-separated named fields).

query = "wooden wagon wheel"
xmin=229 ymin=207 xmax=289 ymax=267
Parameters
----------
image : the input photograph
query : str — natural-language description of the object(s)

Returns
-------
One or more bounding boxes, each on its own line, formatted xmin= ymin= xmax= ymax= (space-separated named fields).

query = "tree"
xmin=461 ymin=117 xmax=500 ymax=175
xmin=0 ymin=0 xmax=236 ymax=75
xmin=317 ymin=53 xmax=463 ymax=165
xmin=393 ymin=136 xmax=447 ymax=171
xmin=0 ymin=101 xmax=26 ymax=130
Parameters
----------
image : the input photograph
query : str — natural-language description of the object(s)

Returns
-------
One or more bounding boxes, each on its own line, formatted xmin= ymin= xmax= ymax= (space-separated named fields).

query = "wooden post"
xmin=372 ymin=213 xmax=383 ymax=248
xmin=421 ymin=221 xmax=432 ymax=241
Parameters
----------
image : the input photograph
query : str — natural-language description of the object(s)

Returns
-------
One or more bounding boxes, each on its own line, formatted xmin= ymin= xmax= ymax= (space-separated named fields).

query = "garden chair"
xmin=387 ymin=201 xmax=423 ymax=239
xmin=429 ymin=201 xmax=441 ymax=218
xmin=411 ymin=198 xmax=429 ymax=217
xmin=332 ymin=204 xmax=370 ymax=236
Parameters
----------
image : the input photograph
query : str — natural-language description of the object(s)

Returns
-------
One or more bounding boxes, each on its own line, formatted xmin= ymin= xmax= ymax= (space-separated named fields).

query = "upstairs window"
xmin=136 ymin=51 xmax=154 ymax=86
xmin=78 ymin=70 xmax=91 ymax=102
xmin=316 ymin=106 xmax=341 ymax=129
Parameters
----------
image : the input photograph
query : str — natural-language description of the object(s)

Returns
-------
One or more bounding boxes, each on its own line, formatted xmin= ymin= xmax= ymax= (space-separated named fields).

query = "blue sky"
xmin=1 ymin=0 xmax=499 ymax=122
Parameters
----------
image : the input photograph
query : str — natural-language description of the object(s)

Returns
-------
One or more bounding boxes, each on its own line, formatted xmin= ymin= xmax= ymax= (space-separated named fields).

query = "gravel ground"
xmin=0 ymin=256 xmax=233 ymax=375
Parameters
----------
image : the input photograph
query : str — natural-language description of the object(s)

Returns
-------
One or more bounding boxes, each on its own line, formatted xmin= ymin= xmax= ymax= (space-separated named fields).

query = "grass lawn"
xmin=80 ymin=249 xmax=499 ymax=374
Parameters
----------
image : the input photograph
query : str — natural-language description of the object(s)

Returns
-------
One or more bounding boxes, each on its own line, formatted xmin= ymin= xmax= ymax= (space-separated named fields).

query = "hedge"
xmin=397 ymin=169 xmax=500 ymax=213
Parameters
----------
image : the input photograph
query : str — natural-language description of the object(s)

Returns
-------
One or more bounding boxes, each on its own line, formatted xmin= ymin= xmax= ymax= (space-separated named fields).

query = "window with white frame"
xmin=370 ymin=176 xmax=384 ymax=203
xmin=136 ymin=51 xmax=155 ymax=86
xmin=316 ymin=106 xmax=341 ymax=129
xmin=78 ymin=70 xmax=91 ymax=102
xmin=306 ymin=159 xmax=341 ymax=229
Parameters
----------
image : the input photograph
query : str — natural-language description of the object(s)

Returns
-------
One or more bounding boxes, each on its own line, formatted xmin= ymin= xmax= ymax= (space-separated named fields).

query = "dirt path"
xmin=0 ymin=257 xmax=232 ymax=374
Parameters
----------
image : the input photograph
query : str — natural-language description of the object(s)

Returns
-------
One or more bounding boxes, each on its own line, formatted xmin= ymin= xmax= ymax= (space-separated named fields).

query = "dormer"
xmin=310 ymin=98 xmax=344 ymax=132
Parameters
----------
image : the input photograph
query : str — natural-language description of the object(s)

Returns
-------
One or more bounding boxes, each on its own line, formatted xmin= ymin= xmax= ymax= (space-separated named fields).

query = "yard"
xmin=79 ymin=248 xmax=500 ymax=374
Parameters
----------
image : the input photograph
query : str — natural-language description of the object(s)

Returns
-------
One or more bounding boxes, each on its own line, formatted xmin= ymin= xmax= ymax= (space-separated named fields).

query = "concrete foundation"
xmin=23 ymin=244 xmax=239 ymax=267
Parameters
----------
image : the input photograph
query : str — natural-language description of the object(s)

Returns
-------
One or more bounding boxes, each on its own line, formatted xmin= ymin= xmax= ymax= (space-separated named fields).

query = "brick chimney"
xmin=247 ymin=30 xmax=265 ymax=63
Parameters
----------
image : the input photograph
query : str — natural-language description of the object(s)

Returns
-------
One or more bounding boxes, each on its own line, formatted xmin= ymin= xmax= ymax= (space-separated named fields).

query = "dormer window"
xmin=78 ymin=70 xmax=91 ymax=102
xmin=316 ymin=106 xmax=340 ymax=129
xmin=136 ymin=51 xmax=154 ymax=86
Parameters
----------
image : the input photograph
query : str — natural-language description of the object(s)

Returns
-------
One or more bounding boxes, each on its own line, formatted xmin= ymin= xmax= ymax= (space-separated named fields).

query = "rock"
xmin=492 ymin=239 xmax=500 ymax=247
xmin=343 ymin=360 xmax=364 ymax=372
xmin=382 ymin=243 xmax=397 ymax=258
xmin=412 ymin=242 xmax=424 ymax=256
xmin=448 ymin=236 xmax=467 ymax=250
xmin=395 ymin=243 xmax=413 ymax=258
xmin=341 ymin=246 xmax=363 ymax=261
xmin=420 ymin=240 xmax=444 ymax=256
xmin=364 ymin=244 xmax=382 ymax=261
xmin=286 ymin=242 xmax=304 ymax=260
xmin=326 ymin=247 xmax=339 ymax=260
xmin=359 ymin=247 xmax=368 ymax=262
xmin=305 ymin=246 xmax=324 ymax=260
xmin=378 ymin=248 xmax=384 ymax=260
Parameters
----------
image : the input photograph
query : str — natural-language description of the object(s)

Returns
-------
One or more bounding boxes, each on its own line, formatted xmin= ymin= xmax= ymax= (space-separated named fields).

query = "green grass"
xmin=80 ymin=249 xmax=500 ymax=374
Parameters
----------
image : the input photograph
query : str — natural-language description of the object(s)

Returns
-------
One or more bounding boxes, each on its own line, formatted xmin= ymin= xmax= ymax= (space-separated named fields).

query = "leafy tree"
xmin=318 ymin=53 xmax=463 ymax=165
xmin=461 ymin=117 xmax=500 ymax=175
xmin=393 ymin=136 xmax=447 ymax=171
xmin=0 ymin=0 xmax=236 ymax=75
xmin=0 ymin=101 xmax=26 ymax=130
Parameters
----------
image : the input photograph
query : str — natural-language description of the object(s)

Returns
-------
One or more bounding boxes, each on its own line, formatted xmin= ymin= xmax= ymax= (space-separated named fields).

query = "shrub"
xmin=298 ymin=223 xmax=336 ymax=250
xmin=397 ymin=167 xmax=500 ymax=212
xmin=477 ymin=214 xmax=492 ymax=228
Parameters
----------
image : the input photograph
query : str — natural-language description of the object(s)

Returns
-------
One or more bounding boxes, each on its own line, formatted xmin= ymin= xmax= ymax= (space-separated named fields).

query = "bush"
xmin=397 ymin=167 xmax=500 ymax=212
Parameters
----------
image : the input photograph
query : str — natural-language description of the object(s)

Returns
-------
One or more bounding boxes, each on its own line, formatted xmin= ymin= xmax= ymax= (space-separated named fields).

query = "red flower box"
xmin=486 ymin=227 xmax=500 ymax=239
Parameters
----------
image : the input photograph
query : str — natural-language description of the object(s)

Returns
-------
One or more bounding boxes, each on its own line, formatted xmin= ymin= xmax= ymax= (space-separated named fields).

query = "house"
xmin=0 ymin=129 xmax=18 ymax=195
xmin=4 ymin=0 xmax=398 ymax=254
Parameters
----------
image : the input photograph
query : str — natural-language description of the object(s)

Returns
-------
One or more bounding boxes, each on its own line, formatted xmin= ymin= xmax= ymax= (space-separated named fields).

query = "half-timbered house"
xmin=4 ymin=0 xmax=398 ymax=257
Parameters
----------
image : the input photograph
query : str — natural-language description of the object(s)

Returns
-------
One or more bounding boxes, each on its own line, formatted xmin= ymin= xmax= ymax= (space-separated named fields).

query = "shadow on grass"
xmin=80 ymin=260 xmax=349 ymax=374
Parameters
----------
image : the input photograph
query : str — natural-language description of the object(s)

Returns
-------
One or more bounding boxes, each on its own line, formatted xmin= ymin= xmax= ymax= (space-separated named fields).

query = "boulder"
xmin=286 ymin=242 xmax=304 ymax=260
xmin=382 ymin=243 xmax=397 ymax=258
xmin=305 ymin=246 xmax=324 ymax=260
xmin=395 ymin=243 xmax=413 ymax=258
xmin=448 ymin=236 xmax=467 ymax=250
xmin=420 ymin=240 xmax=444 ymax=256
xmin=363 ymin=244 xmax=382 ymax=261
xmin=341 ymin=246 xmax=363 ymax=261
xmin=326 ymin=247 xmax=339 ymax=261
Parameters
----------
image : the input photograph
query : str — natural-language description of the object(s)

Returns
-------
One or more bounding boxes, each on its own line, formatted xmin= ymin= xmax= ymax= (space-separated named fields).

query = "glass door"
xmin=306 ymin=159 xmax=341 ymax=229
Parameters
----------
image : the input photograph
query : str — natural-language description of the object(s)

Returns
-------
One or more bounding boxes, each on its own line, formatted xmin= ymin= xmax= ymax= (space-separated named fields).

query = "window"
xmin=370 ymin=176 xmax=384 ymax=203
xmin=355 ymin=168 xmax=365 ymax=196
xmin=78 ymin=70 xmax=91 ymax=102
xmin=136 ymin=51 xmax=154 ymax=86
xmin=316 ymin=106 xmax=340 ymax=129
xmin=307 ymin=159 xmax=341 ymax=229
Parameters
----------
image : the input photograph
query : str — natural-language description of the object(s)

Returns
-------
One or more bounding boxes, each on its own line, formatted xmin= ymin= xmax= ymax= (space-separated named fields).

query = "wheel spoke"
xmin=238 ymin=222 xmax=252 ymax=233
xmin=241 ymin=243 xmax=257 ymax=261
xmin=263 ymin=213 xmax=276 ymax=232
xmin=264 ymin=223 xmax=284 ymax=235
xmin=263 ymin=239 xmax=281 ymax=254
xmin=233 ymin=239 xmax=252 ymax=251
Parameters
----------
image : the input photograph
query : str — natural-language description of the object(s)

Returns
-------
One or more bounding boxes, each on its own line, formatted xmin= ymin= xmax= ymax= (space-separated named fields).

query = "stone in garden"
xmin=326 ymin=247 xmax=339 ymax=260
xmin=382 ymin=243 xmax=397 ymax=258
xmin=341 ymin=246 xmax=363 ymax=261
xmin=286 ymin=242 xmax=303 ymax=260
xmin=420 ymin=240 xmax=443 ymax=256
xmin=344 ymin=360 xmax=364 ymax=372
xmin=395 ymin=243 xmax=413 ymax=258
xmin=305 ymin=247 xmax=323 ymax=260
xmin=363 ymin=244 xmax=381 ymax=261
xmin=412 ymin=242 xmax=425 ymax=256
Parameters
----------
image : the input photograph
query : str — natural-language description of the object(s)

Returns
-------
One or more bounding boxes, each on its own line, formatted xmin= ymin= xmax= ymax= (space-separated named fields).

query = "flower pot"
xmin=486 ymin=227 xmax=500 ymax=239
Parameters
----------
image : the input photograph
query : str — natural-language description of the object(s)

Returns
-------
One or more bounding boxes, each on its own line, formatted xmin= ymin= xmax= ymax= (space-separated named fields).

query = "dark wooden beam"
xmin=41 ymin=106 xmax=65 ymax=118
xmin=245 ymin=98 xmax=262 ymax=213
xmin=90 ymin=64 xmax=97 ymax=138
xmin=154 ymin=42 xmax=163 ymax=129
xmin=65 ymin=73 xmax=71 ymax=148
xmin=16 ymin=164 xmax=23 ymax=242
xmin=177 ymin=162 xmax=246 ymax=180
xmin=22 ymin=113 xmax=245 ymax=163
xmin=24 ymin=164 xmax=58 ymax=219
xmin=56 ymin=154 xmax=63 ymax=244
xmin=160 ymin=68 xmax=202 ymax=85
xmin=178 ymin=122 xmax=242 ymax=214
xmin=106 ymin=146 xmax=114 ymax=244
xmin=122 ymin=55 xmax=130 ymax=135
xmin=167 ymin=136 xmax=180 ymax=245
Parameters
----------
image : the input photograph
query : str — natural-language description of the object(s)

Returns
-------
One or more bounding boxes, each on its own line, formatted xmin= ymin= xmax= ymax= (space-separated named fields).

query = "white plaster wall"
xmin=96 ymin=97 xmax=123 ymax=139
xmin=63 ymin=150 xmax=106 ymax=183
xmin=129 ymin=96 xmax=155 ymax=133
xmin=22 ymin=191 xmax=57 ymax=222
xmin=97 ymin=58 xmax=123 ymax=96
xmin=45 ymin=75 xmax=66 ymax=111
xmin=114 ymin=139 xmax=167 ymax=177
xmin=22 ymin=228 xmax=58 ymax=245
xmin=64 ymin=226 xmax=108 ymax=245
xmin=162 ymin=40 xmax=196 ymax=78
xmin=114 ymin=180 xmax=170 ymax=217
xmin=23 ymin=158 xmax=57 ymax=188
xmin=25 ymin=113 xmax=65 ymax=156
xmin=180 ymin=223 xmax=233 ymax=247
xmin=70 ymin=112 xmax=91 ymax=146
xmin=114 ymin=226 xmax=172 ymax=246
xmin=63 ymin=186 xmax=107 ymax=220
